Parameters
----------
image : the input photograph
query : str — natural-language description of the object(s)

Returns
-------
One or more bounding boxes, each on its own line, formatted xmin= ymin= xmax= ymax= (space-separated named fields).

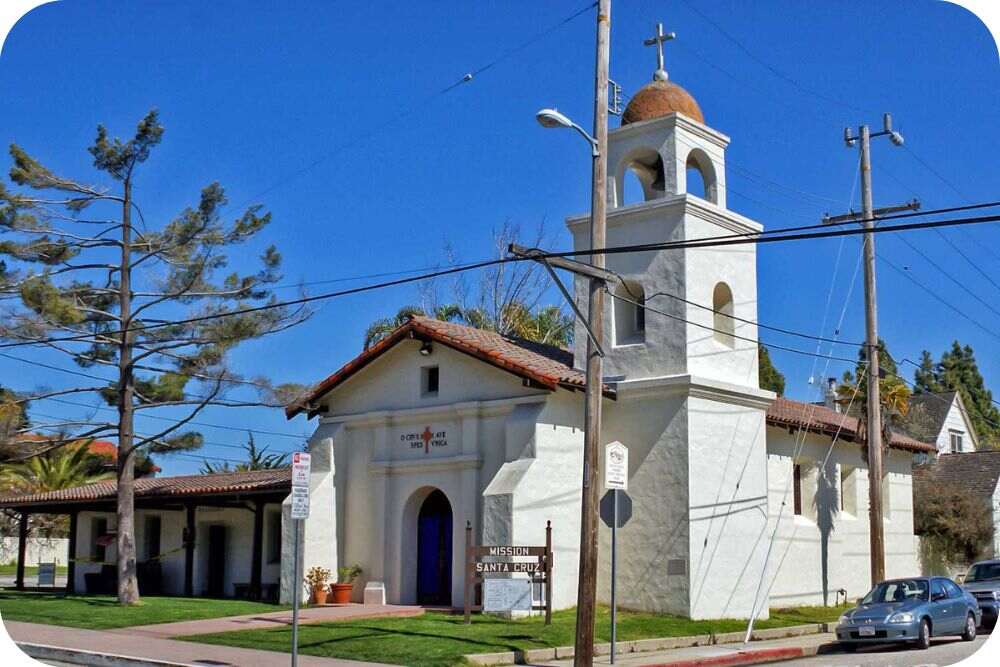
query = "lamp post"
xmin=534 ymin=7 xmax=610 ymax=662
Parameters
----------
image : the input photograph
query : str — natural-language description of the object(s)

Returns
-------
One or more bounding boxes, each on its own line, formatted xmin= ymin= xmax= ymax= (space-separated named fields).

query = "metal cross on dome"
xmin=644 ymin=22 xmax=676 ymax=81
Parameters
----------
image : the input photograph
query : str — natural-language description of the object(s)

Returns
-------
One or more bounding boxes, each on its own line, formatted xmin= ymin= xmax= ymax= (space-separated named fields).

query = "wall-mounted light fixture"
xmin=419 ymin=341 xmax=433 ymax=356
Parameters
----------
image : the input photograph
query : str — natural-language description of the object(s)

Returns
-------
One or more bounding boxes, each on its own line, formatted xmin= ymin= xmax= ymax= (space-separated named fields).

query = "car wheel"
xmin=916 ymin=619 xmax=931 ymax=650
xmin=962 ymin=613 xmax=977 ymax=641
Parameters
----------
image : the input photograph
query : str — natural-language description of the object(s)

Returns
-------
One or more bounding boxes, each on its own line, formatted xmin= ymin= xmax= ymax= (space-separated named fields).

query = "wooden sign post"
xmin=464 ymin=520 xmax=552 ymax=625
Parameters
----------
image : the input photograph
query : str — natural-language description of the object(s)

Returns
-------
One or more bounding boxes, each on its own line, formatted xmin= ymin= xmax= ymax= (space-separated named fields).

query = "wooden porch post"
xmin=249 ymin=500 xmax=264 ymax=600
xmin=15 ymin=511 xmax=28 ymax=590
xmin=66 ymin=512 xmax=78 ymax=594
xmin=184 ymin=504 xmax=196 ymax=597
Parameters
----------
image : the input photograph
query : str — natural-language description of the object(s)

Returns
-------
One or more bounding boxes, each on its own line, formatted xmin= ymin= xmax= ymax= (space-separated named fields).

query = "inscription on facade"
xmin=399 ymin=426 xmax=449 ymax=454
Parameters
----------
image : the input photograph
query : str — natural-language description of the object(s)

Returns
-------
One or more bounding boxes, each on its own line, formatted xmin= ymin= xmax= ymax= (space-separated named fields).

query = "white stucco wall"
xmin=762 ymin=428 xmax=919 ymax=608
xmin=290 ymin=340 xmax=558 ymax=607
xmin=75 ymin=504 xmax=281 ymax=597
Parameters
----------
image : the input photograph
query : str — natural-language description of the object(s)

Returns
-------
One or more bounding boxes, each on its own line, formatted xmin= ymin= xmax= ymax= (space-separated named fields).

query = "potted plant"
xmin=328 ymin=564 xmax=362 ymax=604
xmin=305 ymin=566 xmax=331 ymax=605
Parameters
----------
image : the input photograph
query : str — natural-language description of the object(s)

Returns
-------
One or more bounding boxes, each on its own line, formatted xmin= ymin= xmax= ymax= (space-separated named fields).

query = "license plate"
xmin=858 ymin=626 xmax=876 ymax=637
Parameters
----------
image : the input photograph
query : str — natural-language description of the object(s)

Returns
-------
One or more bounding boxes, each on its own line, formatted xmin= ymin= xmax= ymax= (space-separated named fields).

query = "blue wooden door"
xmin=416 ymin=490 xmax=452 ymax=606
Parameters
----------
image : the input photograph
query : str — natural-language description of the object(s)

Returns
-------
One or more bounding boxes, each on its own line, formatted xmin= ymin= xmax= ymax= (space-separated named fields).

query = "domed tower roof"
xmin=622 ymin=78 xmax=703 ymax=125
xmin=623 ymin=22 xmax=704 ymax=126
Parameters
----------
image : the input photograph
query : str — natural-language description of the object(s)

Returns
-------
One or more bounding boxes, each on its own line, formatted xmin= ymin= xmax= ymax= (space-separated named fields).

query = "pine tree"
xmin=915 ymin=342 xmax=1000 ymax=448
xmin=0 ymin=111 xmax=309 ymax=603
xmin=758 ymin=344 xmax=785 ymax=395
xmin=913 ymin=350 xmax=939 ymax=394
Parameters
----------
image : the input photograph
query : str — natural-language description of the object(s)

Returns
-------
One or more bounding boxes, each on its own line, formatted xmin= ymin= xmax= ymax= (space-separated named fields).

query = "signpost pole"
xmin=611 ymin=489 xmax=617 ymax=664
xmin=291 ymin=518 xmax=301 ymax=667
xmin=289 ymin=451 xmax=311 ymax=667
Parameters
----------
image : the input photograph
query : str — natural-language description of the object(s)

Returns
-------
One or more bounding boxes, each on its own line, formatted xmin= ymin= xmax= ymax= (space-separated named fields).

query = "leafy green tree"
xmin=838 ymin=338 xmax=911 ymax=454
xmin=758 ymin=344 xmax=785 ymax=395
xmin=913 ymin=342 xmax=1000 ymax=449
xmin=0 ymin=111 xmax=308 ymax=603
xmin=200 ymin=433 xmax=290 ymax=473
xmin=915 ymin=484 xmax=993 ymax=568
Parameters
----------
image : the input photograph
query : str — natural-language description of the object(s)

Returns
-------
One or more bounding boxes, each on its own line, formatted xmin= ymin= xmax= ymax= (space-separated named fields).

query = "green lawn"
xmin=0 ymin=590 xmax=287 ymax=629
xmin=187 ymin=605 xmax=847 ymax=667
xmin=0 ymin=565 xmax=68 ymax=575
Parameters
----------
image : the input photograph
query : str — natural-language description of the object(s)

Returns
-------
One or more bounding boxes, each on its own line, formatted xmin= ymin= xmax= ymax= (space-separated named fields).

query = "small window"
xmin=613 ymin=280 xmax=646 ymax=346
xmin=881 ymin=473 xmax=892 ymax=520
xmin=712 ymin=282 xmax=735 ymax=347
xmin=793 ymin=464 xmax=803 ymax=516
xmin=949 ymin=430 xmax=963 ymax=453
xmin=92 ymin=517 xmax=108 ymax=562
xmin=840 ymin=466 xmax=858 ymax=515
xmin=422 ymin=366 xmax=439 ymax=396
xmin=267 ymin=512 xmax=282 ymax=564
xmin=144 ymin=516 xmax=161 ymax=560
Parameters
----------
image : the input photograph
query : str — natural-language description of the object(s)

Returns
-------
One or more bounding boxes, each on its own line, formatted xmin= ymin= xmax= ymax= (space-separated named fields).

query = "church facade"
xmin=283 ymin=58 xmax=935 ymax=619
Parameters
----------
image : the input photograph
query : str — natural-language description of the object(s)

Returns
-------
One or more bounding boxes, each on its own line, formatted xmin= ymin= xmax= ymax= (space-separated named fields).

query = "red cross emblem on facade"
xmin=421 ymin=426 xmax=433 ymax=454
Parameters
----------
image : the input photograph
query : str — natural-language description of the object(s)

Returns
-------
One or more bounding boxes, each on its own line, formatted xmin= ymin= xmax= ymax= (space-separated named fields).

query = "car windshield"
xmin=862 ymin=580 xmax=929 ymax=604
xmin=966 ymin=563 xmax=1000 ymax=583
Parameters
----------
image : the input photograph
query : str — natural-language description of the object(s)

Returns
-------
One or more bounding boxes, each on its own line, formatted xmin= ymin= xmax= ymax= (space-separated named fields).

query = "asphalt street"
xmin=779 ymin=635 xmax=994 ymax=666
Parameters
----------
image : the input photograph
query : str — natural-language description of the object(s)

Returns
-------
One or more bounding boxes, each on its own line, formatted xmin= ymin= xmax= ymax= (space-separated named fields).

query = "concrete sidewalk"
xmin=120 ymin=603 xmax=423 ymax=638
xmin=4 ymin=620 xmax=391 ymax=666
xmin=529 ymin=633 xmax=836 ymax=667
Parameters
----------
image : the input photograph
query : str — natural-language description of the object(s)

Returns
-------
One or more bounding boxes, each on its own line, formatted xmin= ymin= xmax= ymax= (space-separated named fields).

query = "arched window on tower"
xmin=712 ymin=282 xmax=735 ymax=347
xmin=685 ymin=149 xmax=718 ymax=204
xmin=620 ymin=149 xmax=666 ymax=206
xmin=613 ymin=280 xmax=646 ymax=346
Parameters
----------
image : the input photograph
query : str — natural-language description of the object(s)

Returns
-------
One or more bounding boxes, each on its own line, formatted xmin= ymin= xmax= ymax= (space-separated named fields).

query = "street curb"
xmin=463 ymin=623 xmax=828 ymax=665
xmin=16 ymin=642 xmax=195 ymax=667
xmin=638 ymin=645 xmax=821 ymax=667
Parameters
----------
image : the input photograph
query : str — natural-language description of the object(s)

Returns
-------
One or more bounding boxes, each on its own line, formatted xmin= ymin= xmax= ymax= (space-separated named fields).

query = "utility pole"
xmin=827 ymin=114 xmax=909 ymax=588
xmin=576 ymin=1 xmax=610 ymax=664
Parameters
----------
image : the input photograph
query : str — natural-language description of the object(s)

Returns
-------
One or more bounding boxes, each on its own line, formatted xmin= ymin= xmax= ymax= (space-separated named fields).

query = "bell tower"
xmin=567 ymin=23 xmax=760 ymax=390
xmin=567 ymin=24 xmax=774 ymax=621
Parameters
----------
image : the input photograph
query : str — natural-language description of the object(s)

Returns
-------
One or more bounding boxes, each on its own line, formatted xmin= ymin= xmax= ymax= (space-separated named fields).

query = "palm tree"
xmin=0 ymin=441 xmax=114 ymax=494
xmin=362 ymin=304 xmax=463 ymax=350
xmin=200 ymin=433 xmax=290 ymax=474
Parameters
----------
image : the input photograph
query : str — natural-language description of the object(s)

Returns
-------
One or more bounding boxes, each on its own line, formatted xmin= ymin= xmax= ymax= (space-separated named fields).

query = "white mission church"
xmin=281 ymin=53 xmax=937 ymax=619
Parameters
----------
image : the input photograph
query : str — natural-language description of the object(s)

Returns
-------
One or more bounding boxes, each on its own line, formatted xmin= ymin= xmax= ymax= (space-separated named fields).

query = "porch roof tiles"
xmin=0 ymin=468 xmax=291 ymax=509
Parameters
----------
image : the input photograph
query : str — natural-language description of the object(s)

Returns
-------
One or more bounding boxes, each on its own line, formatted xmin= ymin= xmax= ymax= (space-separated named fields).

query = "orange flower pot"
xmin=328 ymin=583 xmax=353 ymax=604
xmin=309 ymin=584 xmax=327 ymax=605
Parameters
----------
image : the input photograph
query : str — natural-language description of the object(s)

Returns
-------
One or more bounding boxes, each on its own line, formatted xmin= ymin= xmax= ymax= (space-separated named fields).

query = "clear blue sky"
xmin=1 ymin=0 xmax=998 ymax=474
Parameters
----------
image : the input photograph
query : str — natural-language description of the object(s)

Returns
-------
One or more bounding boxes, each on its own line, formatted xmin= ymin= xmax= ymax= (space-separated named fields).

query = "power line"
xmin=606 ymin=289 xmax=859 ymax=365
xmin=3 ymin=205 xmax=999 ymax=352
xmin=227 ymin=2 xmax=596 ymax=211
xmin=877 ymin=254 xmax=1000 ymax=344
xmin=38 ymin=398 xmax=303 ymax=451
xmin=891 ymin=235 xmax=1000 ymax=319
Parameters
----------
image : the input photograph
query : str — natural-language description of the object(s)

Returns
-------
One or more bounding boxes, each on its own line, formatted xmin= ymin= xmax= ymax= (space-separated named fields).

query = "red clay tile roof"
xmin=0 ymin=468 xmax=291 ymax=509
xmin=766 ymin=397 xmax=936 ymax=454
xmin=287 ymin=315 xmax=599 ymax=418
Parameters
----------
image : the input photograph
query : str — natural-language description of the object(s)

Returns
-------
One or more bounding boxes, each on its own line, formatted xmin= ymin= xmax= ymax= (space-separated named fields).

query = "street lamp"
xmin=536 ymin=108 xmax=599 ymax=157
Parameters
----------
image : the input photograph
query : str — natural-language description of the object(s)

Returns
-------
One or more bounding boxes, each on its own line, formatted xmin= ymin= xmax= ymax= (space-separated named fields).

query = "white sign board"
xmin=290 ymin=486 xmax=310 ymax=519
xmin=482 ymin=578 xmax=532 ymax=612
xmin=37 ymin=562 xmax=56 ymax=586
xmin=292 ymin=451 xmax=311 ymax=488
xmin=604 ymin=441 xmax=628 ymax=490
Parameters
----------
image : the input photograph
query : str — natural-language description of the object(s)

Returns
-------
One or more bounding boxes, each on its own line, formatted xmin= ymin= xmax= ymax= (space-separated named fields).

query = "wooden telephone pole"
xmin=575 ymin=1 xmax=610 ymax=665
xmin=826 ymin=115 xmax=912 ymax=588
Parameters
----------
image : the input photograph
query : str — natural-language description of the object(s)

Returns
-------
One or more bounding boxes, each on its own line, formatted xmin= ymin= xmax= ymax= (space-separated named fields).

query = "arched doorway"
xmin=416 ymin=489 xmax=453 ymax=605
